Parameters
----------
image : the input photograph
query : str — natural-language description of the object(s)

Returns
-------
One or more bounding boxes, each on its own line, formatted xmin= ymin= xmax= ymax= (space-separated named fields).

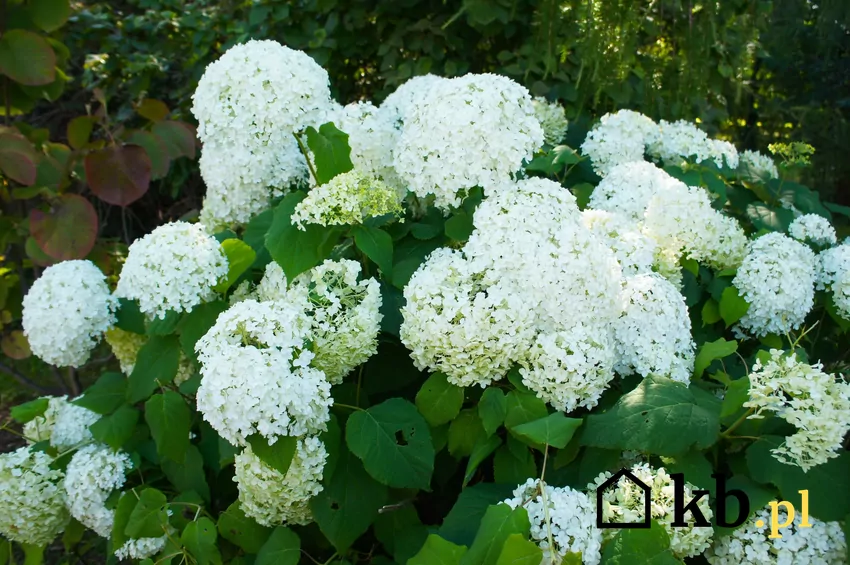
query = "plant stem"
xmin=294 ymin=132 xmax=319 ymax=186
xmin=720 ymin=407 xmax=755 ymax=438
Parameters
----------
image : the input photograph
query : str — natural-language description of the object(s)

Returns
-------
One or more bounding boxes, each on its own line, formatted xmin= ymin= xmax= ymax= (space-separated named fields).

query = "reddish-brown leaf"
xmin=0 ymin=30 xmax=56 ymax=86
xmin=125 ymin=130 xmax=170 ymax=179
xmin=0 ymin=150 xmax=36 ymax=185
xmin=136 ymin=99 xmax=170 ymax=122
xmin=25 ymin=236 xmax=58 ymax=267
xmin=152 ymin=120 xmax=196 ymax=160
xmin=85 ymin=145 xmax=152 ymax=206
xmin=29 ymin=194 xmax=98 ymax=260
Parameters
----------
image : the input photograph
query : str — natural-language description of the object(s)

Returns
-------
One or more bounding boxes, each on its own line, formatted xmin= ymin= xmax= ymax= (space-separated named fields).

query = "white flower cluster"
xmin=532 ymin=97 xmax=569 ymax=146
xmin=589 ymin=463 xmax=714 ymax=558
xmin=580 ymin=110 xmax=657 ymax=175
xmin=291 ymin=169 xmax=402 ymax=229
xmin=24 ymin=396 xmax=99 ymax=450
xmin=733 ymin=233 xmax=817 ymax=336
xmin=581 ymin=210 xmax=656 ymax=277
xmin=234 ymin=436 xmax=327 ymax=526
xmin=818 ymin=242 xmax=850 ymax=319
xmin=613 ymin=274 xmax=695 ymax=383
xmin=586 ymin=160 xmax=679 ymax=221
xmin=115 ymin=535 xmax=170 ymax=561
xmin=335 ymin=102 xmax=403 ymax=194
xmin=648 ymin=119 xmax=739 ymax=169
xmin=739 ymin=149 xmax=779 ymax=179
xmin=64 ymin=444 xmax=132 ymax=537
xmin=22 ymin=260 xmax=118 ymax=367
xmin=706 ymin=506 xmax=846 ymax=565
xmin=195 ymin=299 xmax=332 ymax=446
xmin=116 ymin=221 xmax=228 ymax=320
xmin=744 ymin=349 xmax=850 ymax=472
xmin=193 ymin=40 xmax=334 ymax=230
xmin=380 ymin=74 xmax=446 ymax=126
xmin=503 ymin=479 xmax=602 ymax=565
xmin=789 ymin=214 xmax=837 ymax=247
xmin=393 ymin=73 xmax=543 ymax=210
xmin=0 ymin=447 xmax=69 ymax=546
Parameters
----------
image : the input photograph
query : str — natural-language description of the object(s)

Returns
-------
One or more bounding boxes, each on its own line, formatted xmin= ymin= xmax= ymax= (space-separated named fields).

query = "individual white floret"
xmin=789 ymin=214 xmax=837 ymax=247
xmin=64 ymin=444 xmax=132 ymax=537
xmin=580 ymin=110 xmax=657 ymax=176
xmin=22 ymin=260 xmax=118 ymax=367
xmin=818 ymin=242 xmax=850 ymax=319
xmin=532 ymin=97 xmax=569 ymax=146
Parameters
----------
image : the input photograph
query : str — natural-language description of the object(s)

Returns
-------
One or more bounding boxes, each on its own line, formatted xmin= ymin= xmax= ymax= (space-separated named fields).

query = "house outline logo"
xmin=595 ymin=468 xmax=652 ymax=529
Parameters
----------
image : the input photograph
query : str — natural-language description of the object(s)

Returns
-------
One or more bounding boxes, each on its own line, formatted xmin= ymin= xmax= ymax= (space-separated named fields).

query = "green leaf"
xmin=161 ymin=445 xmax=211 ymax=502
xmin=115 ymin=298 xmax=146 ymax=334
xmin=511 ymin=413 xmax=582 ymax=450
xmin=11 ymin=397 xmax=49 ymax=424
xmin=694 ymin=338 xmax=738 ymax=379
xmin=346 ymin=398 xmax=435 ymax=489
xmin=73 ymin=372 xmax=126 ymax=415
xmin=463 ymin=434 xmax=502 ymax=485
xmin=416 ymin=372 xmax=465 ymax=427
xmin=304 ymin=123 xmax=354 ymax=184
xmin=445 ymin=211 xmax=474 ymax=241
xmin=181 ymin=518 xmax=222 ymax=565
xmin=0 ymin=30 xmax=56 ymax=86
xmin=440 ymin=484 xmax=516 ymax=547
xmin=213 ymin=239 xmax=255 ymax=293
xmin=374 ymin=506 xmax=429 ymax=564
xmin=493 ymin=445 xmax=536 ymax=485
xmin=246 ymin=434 xmax=297 ymax=476
xmin=599 ymin=521 xmax=682 ymax=565
xmin=90 ymin=405 xmax=139 ymax=450
xmin=746 ymin=202 xmax=794 ymax=232
xmin=495 ymin=534 xmax=542 ymax=565
xmin=353 ymin=225 xmax=393 ymax=277
xmin=29 ymin=0 xmax=71 ymax=32
xmin=125 ymin=488 xmax=168 ymax=538
xmin=265 ymin=192 xmax=344 ymax=282
xmin=310 ymin=447 xmax=389 ymax=551
xmin=459 ymin=504 xmax=530 ymax=565
xmin=145 ymin=391 xmax=191 ymax=463
xmin=21 ymin=543 xmax=44 ymax=565
xmin=504 ymin=391 xmax=547 ymax=430
xmin=127 ymin=335 xmax=181 ymax=403
xmin=720 ymin=377 xmax=750 ymax=420
xmin=111 ymin=490 xmax=137 ymax=549
xmin=255 ymin=526 xmax=301 ymax=565
xmin=701 ymin=299 xmax=721 ymax=326
xmin=719 ymin=286 xmax=749 ymax=327
xmin=409 ymin=534 xmax=468 ymax=565
xmin=449 ymin=409 xmax=486 ymax=458
xmin=479 ymin=388 xmax=507 ymax=437
xmin=179 ymin=300 xmax=228 ymax=363
xmin=217 ymin=502 xmax=273 ymax=553
xmin=145 ymin=310 xmax=181 ymax=337
xmin=581 ymin=375 xmax=720 ymax=456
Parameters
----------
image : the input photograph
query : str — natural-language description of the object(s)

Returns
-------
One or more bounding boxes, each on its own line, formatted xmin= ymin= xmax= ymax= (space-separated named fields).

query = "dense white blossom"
xmin=589 ymin=463 xmax=714 ymax=558
xmin=64 ymin=445 xmax=132 ymax=537
xmin=115 ymin=535 xmax=170 ymax=561
xmin=503 ymin=479 xmax=602 ymax=564
xmin=196 ymin=299 xmax=332 ymax=446
xmin=116 ymin=221 xmax=228 ymax=319
xmin=291 ymin=170 xmax=402 ymax=229
xmin=234 ymin=436 xmax=327 ymax=526
xmin=532 ymin=97 xmax=569 ymax=146
xmin=706 ymin=507 xmax=846 ymax=565
xmin=613 ymin=274 xmax=695 ymax=383
xmin=393 ymin=73 xmax=543 ymax=210
xmin=22 ymin=260 xmax=117 ymax=367
xmin=818 ymin=242 xmax=850 ymax=319
xmin=789 ymin=214 xmax=837 ymax=246
xmin=0 ymin=447 xmax=69 ymax=545
xmin=380 ymin=74 xmax=447 ymax=126
xmin=24 ymin=396 xmax=98 ymax=450
xmin=648 ymin=120 xmax=738 ymax=168
xmin=739 ymin=149 xmax=779 ymax=179
xmin=336 ymin=102 xmax=404 ymax=193
xmin=580 ymin=110 xmax=657 ymax=175
xmin=587 ymin=161 xmax=679 ymax=221
xmin=582 ymin=210 xmax=656 ymax=276
xmin=744 ymin=349 xmax=850 ymax=471
xmin=733 ymin=233 xmax=817 ymax=336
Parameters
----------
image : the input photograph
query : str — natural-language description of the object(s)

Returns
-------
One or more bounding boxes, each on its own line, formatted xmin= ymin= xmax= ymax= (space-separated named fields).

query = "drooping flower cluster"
xmin=733 ymin=233 xmax=817 ymax=336
xmin=580 ymin=109 xmax=657 ymax=175
xmin=192 ymin=40 xmax=335 ymax=230
xmin=22 ymin=260 xmax=118 ymax=367
xmin=705 ymin=506 xmax=846 ymax=565
xmin=0 ymin=447 xmax=69 ymax=545
xmin=647 ymin=119 xmax=739 ymax=169
xmin=744 ymin=349 xmax=850 ymax=472
xmin=817 ymin=242 xmax=850 ymax=319
xmin=739 ymin=149 xmax=779 ymax=179
xmin=64 ymin=444 xmax=132 ymax=537
xmin=589 ymin=463 xmax=714 ymax=558
xmin=532 ymin=97 xmax=569 ymax=146
xmin=503 ymin=479 xmax=602 ymax=565
xmin=234 ymin=437 xmax=327 ymax=526
xmin=116 ymin=221 xmax=229 ymax=319
xmin=789 ymin=213 xmax=837 ymax=246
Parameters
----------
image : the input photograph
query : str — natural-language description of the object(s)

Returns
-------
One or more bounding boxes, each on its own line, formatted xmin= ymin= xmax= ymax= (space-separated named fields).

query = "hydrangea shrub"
xmin=2 ymin=40 xmax=849 ymax=564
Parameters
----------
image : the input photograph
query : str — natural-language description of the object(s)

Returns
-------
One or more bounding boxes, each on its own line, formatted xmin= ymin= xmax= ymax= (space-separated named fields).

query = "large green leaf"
xmin=0 ymin=30 xmax=55 ymax=86
xmin=73 ymin=372 xmax=126 ymax=415
xmin=440 ymin=484 xmax=516 ymax=547
xmin=115 ymin=298 xmax=147 ymax=334
xmin=719 ymin=287 xmax=749 ymax=327
xmin=178 ymin=300 xmax=228 ymax=363
xmin=416 ymin=372 xmax=465 ymax=427
xmin=409 ymin=534 xmax=468 ymax=565
xmin=127 ymin=335 xmax=181 ymax=403
xmin=478 ymin=388 xmax=507 ymax=437
xmin=145 ymin=391 xmax=191 ymax=463
xmin=29 ymin=0 xmax=72 ymax=32
xmin=353 ymin=225 xmax=394 ymax=277
xmin=246 ymin=434 xmax=297 ymax=476
xmin=374 ymin=505 xmax=429 ymax=564
xmin=161 ymin=445 xmax=211 ymax=503
xmin=494 ymin=534 xmax=542 ymax=565
xmin=217 ymin=502 xmax=272 ymax=553
xmin=693 ymin=338 xmax=738 ymax=379
xmin=125 ymin=488 xmax=168 ymax=539
xmin=214 ymin=239 xmax=256 ymax=293
xmin=111 ymin=491 xmax=138 ymax=550
xmin=459 ymin=504 xmax=530 ymax=565
xmin=11 ymin=398 xmax=49 ymax=424
xmin=304 ymin=123 xmax=353 ymax=184
xmin=181 ymin=518 xmax=222 ymax=565
xmin=346 ymin=398 xmax=435 ymax=489
xmin=89 ymin=405 xmax=139 ymax=450
xmin=255 ymin=527 xmax=300 ymax=565
xmin=448 ymin=409 xmax=486 ymax=458
xmin=511 ymin=413 xmax=583 ymax=450
xmin=463 ymin=434 xmax=502 ymax=485
xmin=599 ymin=522 xmax=682 ymax=565
xmin=581 ymin=376 xmax=720 ymax=456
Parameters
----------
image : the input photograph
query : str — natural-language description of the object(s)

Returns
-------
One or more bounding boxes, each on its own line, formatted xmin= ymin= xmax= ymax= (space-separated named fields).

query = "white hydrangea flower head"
xmin=336 ymin=102 xmax=404 ymax=195
xmin=291 ymin=169 xmax=403 ymax=229
xmin=49 ymin=397 xmax=99 ymax=450
xmin=0 ymin=447 xmax=69 ymax=545
xmin=739 ymin=149 xmax=779 ymax=179
xmin=587 ymin=161 xmax=680 ymax=221
xmin=744 ymin=349 xmax=850 ymax=472
xmin=580 ymin=110 xmax=657 ymax=176
xmin=581 ymin=210 xmax=656 ymax=276
xmin=234 ymin=436 xmax=327 ymax=526
xmin=709 ymin=139 xmax=740 ymax=169
xmin=706 ymin=506 xmax=846 ymax=565
xmin=380 ymin=74 xmax=447 ymax=126
xmin=393 ymin=73 xmax=543 ymax=210
xmin=613 ymin=274 xmax=695 ymax=383
xmin=64 ymin=444 xmax=132 ymax=537
xmin=818 ymin=242 xmax=850 ymax=319
xmin=400 ymin=248 xmax=536 ymax=388
xmin=532 ymin=97 xmax=569 ymax=146
xmin=733 ymin=233 xmax=817 ymax=336
xmin=114 ymin=534 xmax=170 ymax=561
xmin=589 ymin=463 xmax=714 ymax=558
xmin=196 ymin=299 xmax=332 ymax=446
xmin=22 ymin=260 xmax=118 ymax=367
xmin=116 ymin=221 xmax=229 ymax=319
xmin=503 ymin=479 xmax=602 ymax=565
xmin=789 ymin=214 xmax=837 ymax=247
xmin=648 ymin=120 xmax=737 ymax=168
